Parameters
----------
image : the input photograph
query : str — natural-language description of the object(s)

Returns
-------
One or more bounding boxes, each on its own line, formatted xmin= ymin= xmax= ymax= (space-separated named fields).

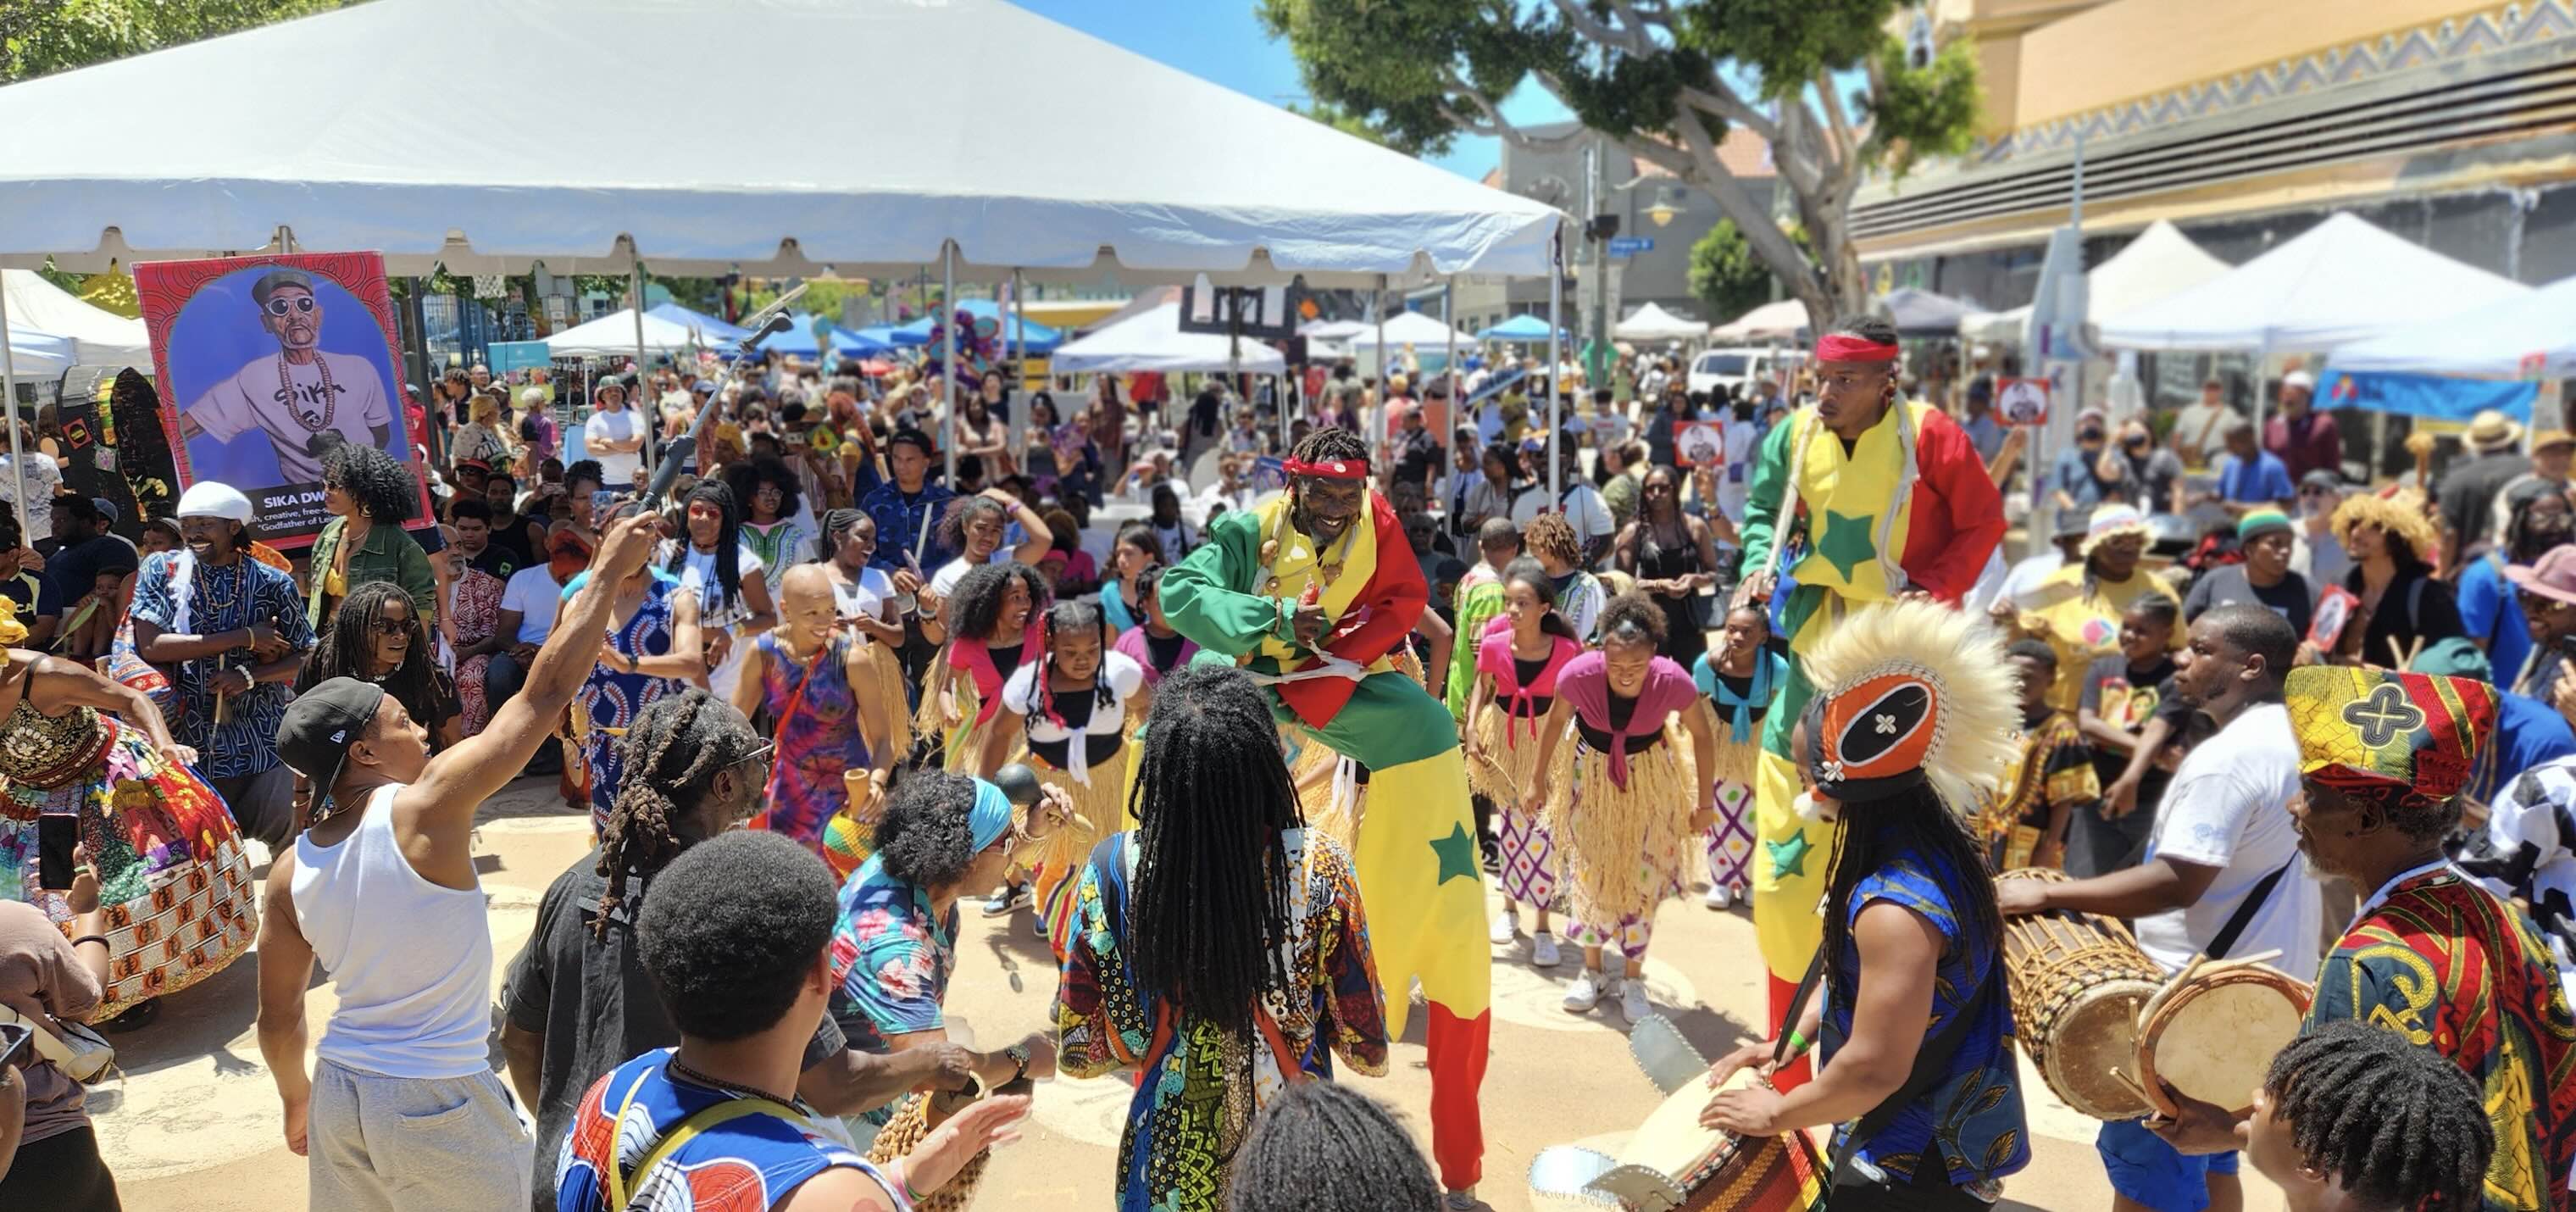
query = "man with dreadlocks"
xmin=2243 ymin=1020 xmax=2495 ymax=1212
xmin=1735 ymin=314 xmax=2005 ymax=1089
xmin=1160 ymin=425 xmax=1490 ymax=1204
xmin=2149 ymin=664 xmax=2576 ymax=1211
xmin=1053 ymin=662 xmax=1386 ymax=1210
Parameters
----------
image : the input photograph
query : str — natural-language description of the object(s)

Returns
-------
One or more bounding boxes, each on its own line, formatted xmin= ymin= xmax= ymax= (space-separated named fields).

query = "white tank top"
xmin=289 ymin=784 xmax=495 ymax=1080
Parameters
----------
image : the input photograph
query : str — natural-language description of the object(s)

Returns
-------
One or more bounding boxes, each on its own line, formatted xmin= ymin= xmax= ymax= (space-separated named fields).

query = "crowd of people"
xmin=0 ymin=309 xmax=2567 ymax=1212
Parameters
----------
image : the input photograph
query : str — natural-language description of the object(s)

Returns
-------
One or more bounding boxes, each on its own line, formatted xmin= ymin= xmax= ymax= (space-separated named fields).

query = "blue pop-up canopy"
xmin=1481 ymin=313 xmax=1567 ymax=342
xmin=646 ymin=301 xmax=747 ymax=344
xmin=891 ymin=298 xmax=1063 ymax=353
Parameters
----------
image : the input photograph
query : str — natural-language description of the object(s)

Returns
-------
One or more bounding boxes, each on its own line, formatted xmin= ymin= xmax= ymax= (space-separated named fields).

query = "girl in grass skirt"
xmin=1522 ymin=594 xmax=1718 ymax=1024
xmin=914 ymin=561 xmax=1046 ymax=772
xmin=1463 ymin=557 xmax=1582 ymax=964
xmin=984 ymin=598 xmax=1152 ymax=959
xmin=1689 ymin=603 xmax=1782 ymax=909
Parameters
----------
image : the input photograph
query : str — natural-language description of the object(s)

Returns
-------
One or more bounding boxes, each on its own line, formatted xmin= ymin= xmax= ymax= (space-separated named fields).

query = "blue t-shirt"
xmin=1824 ymin=828 xmax=2029 ymax=1187
xmin=2215 ymin=451 xmax=2295 ymax=505
xmin=2457 ymin=553 xmax=2532 ymax=690
xmin=2479 ymin=691 xmax=2576 ymax=805
xmin=555 ymin=1048 xmax=896 ymax=1212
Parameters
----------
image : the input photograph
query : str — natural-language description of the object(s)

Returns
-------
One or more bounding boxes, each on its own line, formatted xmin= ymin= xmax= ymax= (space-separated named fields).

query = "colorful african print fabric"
xmin=1444 ymin=564 xmax=1505 ymax=722
xmin=2307 ymin=867 xmax=2576 ymax=1212
xmin=1979 ymin=709 xmax=2098 ymax=871
xmin=2284 ymin=667 xmax=2500 ymax=803
xmin=751 ymin=631 xmax=869 ymax=855
xmin=568 ymin=570 xmax=686 ymax=837
xmin=554 ymin=1048 xmax=902 ymax=1212
xmin=2013 ymin=566 xmax=2179 ymax=716
xmin=1054 ymin=829 xmax=1388 ymax=1212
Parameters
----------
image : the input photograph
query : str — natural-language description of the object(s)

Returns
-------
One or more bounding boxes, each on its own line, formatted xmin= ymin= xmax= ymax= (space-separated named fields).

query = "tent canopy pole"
xmin=942 ymin=244 xmax=958 ymax=486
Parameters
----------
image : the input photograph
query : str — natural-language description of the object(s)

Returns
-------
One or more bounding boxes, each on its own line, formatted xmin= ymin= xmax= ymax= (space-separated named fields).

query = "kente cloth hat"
xmin=2465 ymin=409 xmax=2525 ymax=453
xmin=2284 ymin=666 xmax=2496 ymax=803
xmin=1795 ymin=598 xmax=2019 ymax=809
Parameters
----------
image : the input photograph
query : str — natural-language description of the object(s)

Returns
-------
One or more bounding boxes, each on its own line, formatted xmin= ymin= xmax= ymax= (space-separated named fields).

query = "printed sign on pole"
xmin=1674 ymin=420 xmax=1725 ymax=468
xmin=1996 ymin=376 xmax=2051 ymax=426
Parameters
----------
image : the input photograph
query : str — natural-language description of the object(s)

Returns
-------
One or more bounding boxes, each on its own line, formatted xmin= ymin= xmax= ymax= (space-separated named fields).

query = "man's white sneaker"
xmin=1563 ymin=970 xmax=1607 ymax=1013
xmin=1488 ymin=911 xmax=1518 ymax=946
xmin=1620 ymin=978 xmax=1652 ymax=1024
xmin=1530 ymin=931 xmax=1562 ymax=969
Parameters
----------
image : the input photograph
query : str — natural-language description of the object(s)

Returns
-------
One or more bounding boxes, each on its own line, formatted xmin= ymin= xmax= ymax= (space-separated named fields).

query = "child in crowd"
xmin=2074 ymin=596 xmax=2189 ymax=877
xmin=2240 ymin=1020 xmax=2492 ymax=1212
xmin=1982 ymin=639 xmax=2098 ymax=871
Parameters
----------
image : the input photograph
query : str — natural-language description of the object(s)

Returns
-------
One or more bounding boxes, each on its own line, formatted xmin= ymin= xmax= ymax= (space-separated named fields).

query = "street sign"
xmin=1607 ymin=236 xmax=1654 ymax=256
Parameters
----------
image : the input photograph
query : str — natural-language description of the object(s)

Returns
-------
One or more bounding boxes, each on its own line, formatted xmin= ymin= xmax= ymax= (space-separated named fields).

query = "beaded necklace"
xmin=195 ymin=556 xmax=243 ymax=618
xmin=277 ymin=352 xmax=338 ymax=434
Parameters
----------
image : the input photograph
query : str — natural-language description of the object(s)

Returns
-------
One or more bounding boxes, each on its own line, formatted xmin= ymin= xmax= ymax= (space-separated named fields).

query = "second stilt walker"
xmin=1735 ymin=315 xmax=2006 ymax=1087
xmin=1161 ymin=427 xmax=1491 ymax=1203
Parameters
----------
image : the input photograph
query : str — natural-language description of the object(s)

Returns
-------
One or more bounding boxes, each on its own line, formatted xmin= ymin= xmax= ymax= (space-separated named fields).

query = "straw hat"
xmin=2464 ymin=409 xmax=2524 ymax=454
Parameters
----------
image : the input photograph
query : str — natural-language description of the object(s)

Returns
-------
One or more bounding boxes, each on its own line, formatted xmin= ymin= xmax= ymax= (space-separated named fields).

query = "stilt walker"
xmin=1161 ymin=427 xmax=1490 ymax=1201
xmin=1735 ymin=316 xmax=2005 ymax=1087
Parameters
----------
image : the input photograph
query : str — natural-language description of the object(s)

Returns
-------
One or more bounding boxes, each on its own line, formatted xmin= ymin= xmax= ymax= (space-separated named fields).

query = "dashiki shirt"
xmin=568 ymin=570 xmax=686 ymax=837
xmin=1055 ymin=828 xmax=1389 ymax=1212
xmin=1823 ymin=824 xmax=2029 ymax=1190
xmin=2014 ymin=566 xmax=2179 ymax=715
xmin=555 ymin=1048 xmax=903 ymax=1212
xmin=741 ymin=518 xmax=813 ymax=569
xmin=752 ymin=631 xmax=869 ymax=854
xmin=2307 ymin=865 xmax=2576 ymax=1211
xmin=124 ymin=551 xmax=313 ymax=778
xmin=1979 ymin=708 xmax=2099 ymax=872
xmin=1443 ymin=563 xmax=1505 ymax=721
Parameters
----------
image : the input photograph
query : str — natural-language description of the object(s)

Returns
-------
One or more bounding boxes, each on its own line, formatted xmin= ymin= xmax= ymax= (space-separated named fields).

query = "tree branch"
xmin=1437 ymin=68 xmax=1585 ymax=153
xmin=1548 ymin=0 xmax=1656 ymax=55
xmin=1814 ymin=71 xmax=1858 ymax=166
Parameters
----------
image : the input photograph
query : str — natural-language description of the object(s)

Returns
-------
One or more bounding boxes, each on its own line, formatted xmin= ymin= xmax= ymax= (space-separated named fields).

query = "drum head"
xmin=2042 ymin=981 xmax=2157 ymax=1120
xmin=2140 ymin=970 xmax=2312 ymax=1118
xmin=1616 ymin=1068 xmax=1748 ymax=1187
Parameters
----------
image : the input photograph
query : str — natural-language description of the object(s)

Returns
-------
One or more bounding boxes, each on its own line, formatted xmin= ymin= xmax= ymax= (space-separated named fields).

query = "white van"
xmin=1685 ymin=347 xmax=1780 ymax=401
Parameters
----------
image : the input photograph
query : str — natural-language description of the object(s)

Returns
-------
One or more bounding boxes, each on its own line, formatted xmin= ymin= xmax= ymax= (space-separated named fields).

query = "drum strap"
xmin=2204 ymin=859 xmax=2294 ymax=962
xmin=1770 ymin=943 xmax=2002 ymax=1203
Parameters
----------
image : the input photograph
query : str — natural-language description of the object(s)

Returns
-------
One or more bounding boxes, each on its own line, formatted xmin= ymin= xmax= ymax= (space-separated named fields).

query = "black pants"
xmin=1827 ymin=1162 xmax=1989 ymax=1211
xmin=0 ymin=1125 xmax=122 ymax=1210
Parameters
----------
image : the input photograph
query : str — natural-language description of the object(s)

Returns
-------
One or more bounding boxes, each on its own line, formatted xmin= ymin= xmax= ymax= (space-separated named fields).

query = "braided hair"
xmin=2261 ymin=1020 xmax=2491 ymax=1209
xmin=945 ymin=560 xmax=1049 ymax=642
xmin=667 ymin=480 xmax=745 ymax=612
xmin=1813 ymin=780 xmax=2001 ymax=998
xmin=1522 ymin=511 xmax=1582 ymax=570
xmin=1289 ymin=426 xmax=1369 ymax=478
xmin=1124 ymin=663 xmax=1302 ymax=1043
xmin=1227 ymin=1081 xmax=1441 ymax=1212
xmin=298 ymin=581 xmax=448 ymax=753
xmin=1500 ymin=557 xmax=1579 ymax=642
xmin=1033 ymin=598 xmax=1116 ymax=729
xmin=816 ymin=508 xmax=865 ymax=563
xmin=593 ymin=689 xmax=766 ymax=937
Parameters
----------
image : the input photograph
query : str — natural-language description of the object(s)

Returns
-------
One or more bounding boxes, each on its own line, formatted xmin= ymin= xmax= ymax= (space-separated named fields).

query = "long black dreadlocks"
xmin=1032 ymin=598 xmax=1116 ymax=729
xmin=667 ymin=480 xmax=745 ymax=613
xmin=1124 ymin=662 xmax=1302 ymax=1042
xmin=1813 ymin=777 xmax=2004 ymax=991
xmin=2262 ymin=1020 xmax=2491 ymax=1209
xmin=1288 ymin=426 xmax=1369 ymax=479
xmin=1226 ymin=1081 xmax=1442 ymax=1212
xmin=593 ymin=688 xmax=767 ymax=937
xmin=297 ymin=581 xmax=449 ymax=753
xmin=944 ymin=560 xmax=1048 ymax=642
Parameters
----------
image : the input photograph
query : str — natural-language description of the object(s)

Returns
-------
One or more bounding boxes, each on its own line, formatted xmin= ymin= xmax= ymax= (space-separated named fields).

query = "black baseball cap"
xmin=277 ymin=678 xmax=386 ymax=810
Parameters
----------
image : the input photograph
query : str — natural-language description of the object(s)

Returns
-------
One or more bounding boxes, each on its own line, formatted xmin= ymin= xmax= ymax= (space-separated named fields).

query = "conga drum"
xmin=1996 ymin=868 xmax=2164 ymax=1120
xmin=1579 ymin=1068 xmax=1828 ymax=1211
xmin=2135 ymin=960 xmax=2313 ymax=1119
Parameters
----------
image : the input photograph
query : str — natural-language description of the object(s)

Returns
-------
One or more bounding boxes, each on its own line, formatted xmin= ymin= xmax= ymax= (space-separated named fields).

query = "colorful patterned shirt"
xmin=861 ymin=481 xmax=956 ymax=575
xmin=827 ymin=859 xmax=955 ymax=1121
xmin=2306 ymin=865 xmax=2576 ymax=1212
xmin=554 ymin=1048 xmax=899 ymax=1212
xmin=1823 ymin=826 xmax=2029 ymax=1187
xmin=1443 ymin=563 xmax=1505 ymax=721
xmin=125 ymin=551 xmax=312 ymax=777
xmin=1054 ymin=829 xmax=1388 ymax=1211
xmin=1979 ymin=708 xmax=2098 ymax=871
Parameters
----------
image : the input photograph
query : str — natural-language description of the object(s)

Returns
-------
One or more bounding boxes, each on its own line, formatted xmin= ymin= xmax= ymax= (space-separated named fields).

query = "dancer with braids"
xmin=1227 ymin=1083 xmax=1441 ymax=1212
xmin=926 ymin=488 xmax=1052 ymax=598
xmin=1054 ymin=662 xmax=1387 ymax=1210
xmin=982 ymin=597 xmax=1149 ymax=958
xmin=1735 ymin=314 xmax=2005 ymax=1089
xmin=1465 ymin=556 xmax=1579 ymax=966
xmin=501 ymin=690 xmax=967 ymax=1211
xmin=2149 ymin=665 xmax=2576 ymax=1210
xmin=1700 ymin=598 xmax=2029 ymax=1209
xmin=1519 ymin=595 xmax=1718 ymax=1022
xmin=2242 ymin=1021 xmax=2494 ymax=1212
xmin=1691 ymin=602 xmax=1782 ymax=911
xmin=663 ymin=479 xmax=776 ymax=703
xmin=1160 ymin=425 xmax=1491 ymax=1204
xmin=569 ymin=524 xmax=706 ymax=836
xmin=735 ymin=565 xmax=900 ymax=867
xmin=1109 ymin=566 xmax=1196 ymax=687
xmin=817 ymin=509 xmax=905 ymax=648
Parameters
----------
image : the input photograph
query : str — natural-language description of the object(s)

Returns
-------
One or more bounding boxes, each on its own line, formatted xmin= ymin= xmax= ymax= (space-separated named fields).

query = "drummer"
xmin=2149 ymin=666 xmax=2575 ymax=1211
xmin=1999 ymin=605 xmax=2318 ymax=1212
xmin=1701 ymin=599 xmax=2029 ymax=1209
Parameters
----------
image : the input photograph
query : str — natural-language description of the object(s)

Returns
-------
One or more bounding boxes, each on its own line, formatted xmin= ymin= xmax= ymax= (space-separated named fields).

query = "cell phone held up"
xmin=0 ymin=1021 xmax=33 ymax=1072
xmin=36 ymin=812 xmax=76 ymax=892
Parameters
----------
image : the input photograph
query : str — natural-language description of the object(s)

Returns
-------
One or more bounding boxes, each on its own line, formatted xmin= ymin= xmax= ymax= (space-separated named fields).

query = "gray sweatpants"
xmin=308 ymin=1059 xmax=532 ymax=1212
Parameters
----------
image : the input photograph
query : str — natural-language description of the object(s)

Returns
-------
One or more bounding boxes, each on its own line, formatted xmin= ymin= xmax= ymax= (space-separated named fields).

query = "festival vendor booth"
xmin=1613 ymin=301 xmax=1708 ymax=346
xmin=1958 ymin=220 xmax=2229 ymax=347
xmin=3 ymin=268 xmax=150 ymax=368
xmin=0 ymin=0 xmax=1564 ymax=1196
xmin=1711 ymin=297 xmax=1809 ymax=343
xmin=1348 ymin=308 xmax=1471 ymax=379
xmin=1480 ymin=313 xmax=1569 ymax=343
xmin=2320 ymin=272 xmax=2576 ymax=424
xmin=645 ymin=300 xmax=749 ymax=345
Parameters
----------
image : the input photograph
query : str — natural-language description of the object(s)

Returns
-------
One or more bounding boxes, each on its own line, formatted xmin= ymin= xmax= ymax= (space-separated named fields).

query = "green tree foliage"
xmin=0 ymin=0 xmax=363 ymax=86
xmin=1287 ymin=101 xmax=1388 ymax=148
xmin=1689 ymin=219 xmax=1807 ymax=324
xmin=1259 ymin=0 xmax=1983 ymax=329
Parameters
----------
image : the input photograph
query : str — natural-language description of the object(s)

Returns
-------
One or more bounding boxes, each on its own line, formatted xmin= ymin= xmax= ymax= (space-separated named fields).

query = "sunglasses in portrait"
xmin=368 ymin=616 xmax=414 ymax=637
xmin=264 ymin=296 xmax=319 ymax=317
xmin=2298 ymin=486 xmax=2331 ymax=498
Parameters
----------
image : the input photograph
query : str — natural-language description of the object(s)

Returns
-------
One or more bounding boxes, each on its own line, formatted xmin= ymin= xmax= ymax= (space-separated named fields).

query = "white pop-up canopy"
xmin=1348 ymin=310 xmax=1468 ymax=348
xmin=545 ymin=309 xmax=705 ymax=359
xmin=0 ymin=0 xmax=1561 ymax=285
xmin=2326 ymin=273 xmax=2576 ymax=380
xmin=1710 ymin=298 xmax=1809 ymax=342
xmin=1052 ymin=302 xmax=1288 ymax=375
xmin=1959 ymin=220 xmax=2231 ymax=342
xmin=2098 ymin=213 xmax=2529 ymax=352
xmin=0 ymin=270 xmax=147 ymax=366
xmin=1613 ymin=302 xmax=1708 ymax=342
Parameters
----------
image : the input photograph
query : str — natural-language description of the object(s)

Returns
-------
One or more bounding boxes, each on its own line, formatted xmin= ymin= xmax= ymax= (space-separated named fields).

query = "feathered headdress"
xmin=1795 ymin=598 xmax=2019 ymax=815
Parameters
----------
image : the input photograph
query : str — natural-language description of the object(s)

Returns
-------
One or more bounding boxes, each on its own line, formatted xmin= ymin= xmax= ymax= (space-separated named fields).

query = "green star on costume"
xmin=1430 ymin=824 xmax=1480 ymax=886
xmin=1816 ymin=510 xmax=1878 ymax=581
xmin=1766 ymin=829 xmax=1813 ymax=879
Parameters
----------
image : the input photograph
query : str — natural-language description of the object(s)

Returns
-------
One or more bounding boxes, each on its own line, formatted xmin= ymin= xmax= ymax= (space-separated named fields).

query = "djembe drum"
xmin=1996 ymin=867 xmax=2164 ymax=1120
xmin=1583 ymin=1068 xmax=1829 ymax=1211
xmin=2135 ymin=958 xmax=2312 ymax=1119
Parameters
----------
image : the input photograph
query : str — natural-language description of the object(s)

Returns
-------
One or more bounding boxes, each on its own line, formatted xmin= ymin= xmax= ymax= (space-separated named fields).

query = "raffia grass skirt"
xmin=910 ymin=673 xmax=1025 ymax=773
xmin=1027 ymin=742 xmax=1130 ymax=960
xmin=1544 ymin=727 xmax=1696 ymax=925
xmin=1467 ymin=706 xmax=1546 ymax=806
xmin=1693 ymin=699 xmax=1762 ymax=790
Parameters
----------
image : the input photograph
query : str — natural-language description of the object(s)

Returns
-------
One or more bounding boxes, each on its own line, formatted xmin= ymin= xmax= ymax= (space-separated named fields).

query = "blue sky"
xmin=1005 ymin=0 xmax=1573 ymax=181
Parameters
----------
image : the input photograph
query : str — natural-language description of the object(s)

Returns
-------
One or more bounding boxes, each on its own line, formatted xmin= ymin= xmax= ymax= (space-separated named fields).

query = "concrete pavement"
xmin=98 ymin=777 xmax=2284 ymax=1210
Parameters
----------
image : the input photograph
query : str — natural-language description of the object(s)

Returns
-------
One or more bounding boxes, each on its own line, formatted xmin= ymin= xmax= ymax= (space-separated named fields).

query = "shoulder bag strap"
xmin=1818 ymin=959 xmax=2003 ymax=1204
xmin=2202 ymin=858 xmax=2295 ymax=962
xmin=609 ymin=1092 xmax=806 ymax=1212
xmin=746 ymin=646 xmax=825 ymax=831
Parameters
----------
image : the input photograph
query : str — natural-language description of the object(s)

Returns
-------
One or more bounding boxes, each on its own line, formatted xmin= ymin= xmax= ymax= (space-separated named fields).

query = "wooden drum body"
xmin=2135 ymin=965 xmax=2313 ymax=1120
xmin=1584 ymin=1070 xmax=1828 ymax=1212
xmin=1997 ymin=868 xmax=2164 ymax=1120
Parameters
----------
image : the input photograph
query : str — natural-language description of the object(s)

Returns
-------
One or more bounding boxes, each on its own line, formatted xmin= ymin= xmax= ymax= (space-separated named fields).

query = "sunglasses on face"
xmin=264 ymin=296 xmax=318 ymax=317
xmin=369 ymin=617 xmax=412 ymax=637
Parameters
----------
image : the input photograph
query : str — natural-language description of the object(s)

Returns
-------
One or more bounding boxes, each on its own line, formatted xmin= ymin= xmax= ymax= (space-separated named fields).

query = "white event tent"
xmin=545 ymin=309 xmax=706 ymax=359
xmin=1959 ymin=220 xmax=2230 ymax=342
xmin=1613 ymin=302 xmax=1708 ymax=342
xmin=1 ymin=270 xmax=147 ymax=366
xmin=2097 ymin=213 xmax=2527 ymax=352
xmin=2325 ymin=273 xmax=2576 ymax=380
xmin=1349 ymin=311 xmax=1469 ymax=349
xmin=1052 ymin=302 xmax=1288 ymax=375
xmin=1711 ymin=298 xmax=1809 ymax=342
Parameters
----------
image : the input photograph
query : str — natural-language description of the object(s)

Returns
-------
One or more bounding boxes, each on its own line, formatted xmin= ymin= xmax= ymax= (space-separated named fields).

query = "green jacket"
xmin=306 ymin=515 xmax=437 ymax=631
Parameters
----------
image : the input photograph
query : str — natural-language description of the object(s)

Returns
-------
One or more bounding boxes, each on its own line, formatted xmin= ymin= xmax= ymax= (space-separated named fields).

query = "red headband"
xmin=1284 ymin=456 xmax=1370 ymax=480
xmin=1815 ymin=334 xmax=1900 ymax=363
